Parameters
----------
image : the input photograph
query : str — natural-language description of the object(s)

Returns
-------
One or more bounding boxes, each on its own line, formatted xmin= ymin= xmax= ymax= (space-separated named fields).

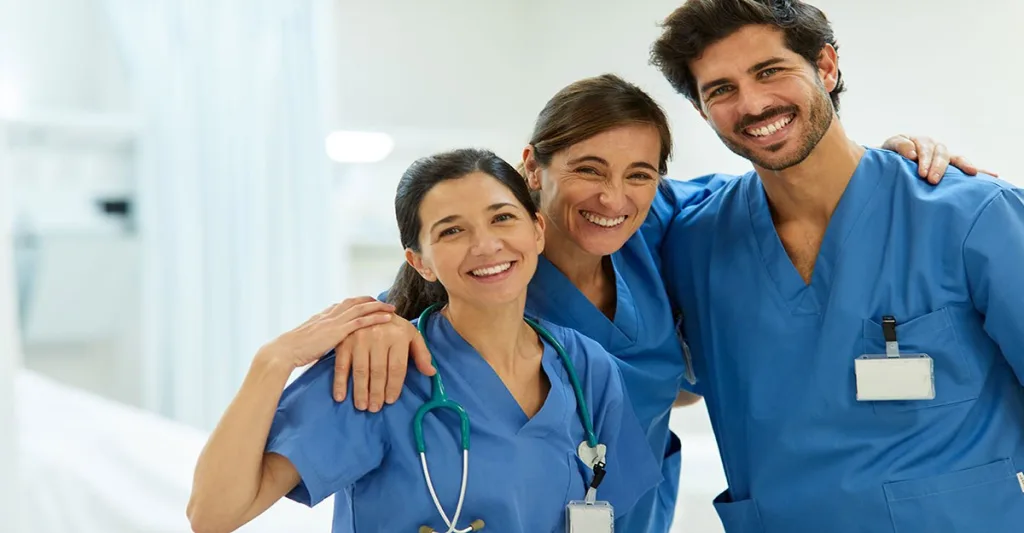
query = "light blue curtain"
xmin=102 ymin=0 xmax=339 ymax=429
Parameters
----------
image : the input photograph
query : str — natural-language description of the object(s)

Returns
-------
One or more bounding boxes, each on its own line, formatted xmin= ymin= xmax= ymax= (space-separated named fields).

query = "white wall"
xmin=0 ymin=0 xmax=130 ymax=113
xmin=1 ymin=1 xmax=26 ymax=530
xmin=0 ymin=68 xmax=25 ymax=533
xmin=2 ymin=0 xmax=142 ymax=407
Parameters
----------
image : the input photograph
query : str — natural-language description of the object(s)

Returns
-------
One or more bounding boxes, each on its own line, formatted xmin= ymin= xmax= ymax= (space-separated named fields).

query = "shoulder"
xmin=873 ymin=148 xmax=1012 ymax=226
xmin=676 ymin=171 xmax=751 ymax=219
xmin=641 ymin=173 xmax=748 ymax=250
xmin=279 ymin=353 xmax=336 ymax=406
xmin=651 ymin=173 xmax=743 ymax=218
xmin=663 ymin=171 xmax=754 ymax=240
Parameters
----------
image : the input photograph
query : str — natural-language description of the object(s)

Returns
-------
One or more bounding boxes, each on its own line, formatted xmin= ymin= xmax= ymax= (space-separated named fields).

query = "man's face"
xmin=690 ymin=24 xmax=838 ymax=171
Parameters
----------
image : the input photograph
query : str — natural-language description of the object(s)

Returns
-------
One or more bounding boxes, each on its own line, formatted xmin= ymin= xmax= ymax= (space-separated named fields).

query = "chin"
xmin=751 ymin=146 xmax=813 ymax=171
xmin=470 ymin=291 xmax=524 ymax=309
xmin=571 ymin=232 xmax=632 ymax=257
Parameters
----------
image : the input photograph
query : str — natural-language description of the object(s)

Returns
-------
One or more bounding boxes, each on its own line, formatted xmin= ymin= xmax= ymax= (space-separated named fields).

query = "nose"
xmin=598 ymin=179 xmax=628 ymax=212
xmin=735 ymin=84 xmax=775 ymax=120
xmin=470 ymin=227 xmax=503 ymax=256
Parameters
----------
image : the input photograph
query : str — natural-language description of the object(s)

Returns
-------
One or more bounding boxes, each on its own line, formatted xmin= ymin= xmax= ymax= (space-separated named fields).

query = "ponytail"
xmin=386 ymin=262 xmax=448 ymax=320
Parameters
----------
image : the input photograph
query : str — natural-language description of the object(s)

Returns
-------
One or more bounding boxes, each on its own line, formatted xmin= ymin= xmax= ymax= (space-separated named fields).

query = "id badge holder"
xmin=568 ymin=444 xmax=614 ymax=532
xmin=855 ymin=316 xmax=935 ymax=402
xmin=566 ymin=500 xmax=614 ymax=533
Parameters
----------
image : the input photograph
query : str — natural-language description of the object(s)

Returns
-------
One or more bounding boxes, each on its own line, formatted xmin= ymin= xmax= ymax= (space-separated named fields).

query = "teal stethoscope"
xmin=413 ymin=303 xmax=607 ymax=533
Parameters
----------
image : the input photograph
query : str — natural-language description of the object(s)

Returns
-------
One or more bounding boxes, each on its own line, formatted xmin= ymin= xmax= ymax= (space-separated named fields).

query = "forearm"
xmin=187 ymin=352 xmax=294 ymax=532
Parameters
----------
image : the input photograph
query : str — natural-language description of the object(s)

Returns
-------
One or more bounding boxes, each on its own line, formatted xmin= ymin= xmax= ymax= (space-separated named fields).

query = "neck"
xmin=541 ymin=222 xmax=607 ymax=288
xmin=443 ymin=294 xmax=540 ymax=375
xmin=756 ymin=120 xmax=865 ymax=225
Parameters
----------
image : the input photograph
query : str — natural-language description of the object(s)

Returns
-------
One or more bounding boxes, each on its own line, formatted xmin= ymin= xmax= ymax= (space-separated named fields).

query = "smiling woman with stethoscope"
xmin=186 ymin=148 xmax=661 ymax=533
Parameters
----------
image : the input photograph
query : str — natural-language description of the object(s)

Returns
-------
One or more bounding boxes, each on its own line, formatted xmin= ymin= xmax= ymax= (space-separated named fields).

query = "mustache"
xmin=735 ymin=106 xmax=798 ymax=133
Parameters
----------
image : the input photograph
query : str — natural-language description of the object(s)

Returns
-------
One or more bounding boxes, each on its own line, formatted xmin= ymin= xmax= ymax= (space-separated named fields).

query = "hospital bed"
xmin=14 ymin=369 xmax=334 ymax=533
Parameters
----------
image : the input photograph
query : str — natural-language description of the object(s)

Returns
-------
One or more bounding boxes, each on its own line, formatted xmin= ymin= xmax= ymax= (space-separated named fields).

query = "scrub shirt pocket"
xmin=712 ymin=489 xmax=765 ymax=533
xmin=883 ymin=459 xmax=1024 ymax=533
xmin=861 ymin=307 xmax=980 ymax=413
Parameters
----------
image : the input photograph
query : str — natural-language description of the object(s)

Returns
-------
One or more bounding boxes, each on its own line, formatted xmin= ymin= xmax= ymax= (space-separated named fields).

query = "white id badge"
xmin=566 ymin=501 xmax=614 ymax=533
xmin=855 ymin=353 xmax=935 ymax=401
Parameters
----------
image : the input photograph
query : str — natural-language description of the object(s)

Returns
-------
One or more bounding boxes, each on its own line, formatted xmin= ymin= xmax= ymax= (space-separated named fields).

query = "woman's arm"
xmin=186 ymin=298 xmax=394 ymax=533
xmin=186 ymin=354 xmax=297 ymax=533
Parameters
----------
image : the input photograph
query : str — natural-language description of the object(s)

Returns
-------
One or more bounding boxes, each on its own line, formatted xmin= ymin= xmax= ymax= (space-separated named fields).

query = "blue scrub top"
xmin=265 ymin=313 xmax=662 ymax=532
xmin=659 ymin=147 xmax=1024 ymax=533
xmin=525 ymin=173 xmax=732 ymax=533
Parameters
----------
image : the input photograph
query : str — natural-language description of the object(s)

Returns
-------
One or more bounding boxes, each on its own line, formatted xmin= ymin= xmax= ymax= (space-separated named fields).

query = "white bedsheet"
xmin=14 ymin=370 xmax=334 ymax=533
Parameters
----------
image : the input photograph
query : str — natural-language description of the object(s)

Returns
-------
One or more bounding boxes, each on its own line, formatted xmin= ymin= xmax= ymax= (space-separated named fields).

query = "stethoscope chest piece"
xmin=576 ymin=441 xmax=607 ymax=470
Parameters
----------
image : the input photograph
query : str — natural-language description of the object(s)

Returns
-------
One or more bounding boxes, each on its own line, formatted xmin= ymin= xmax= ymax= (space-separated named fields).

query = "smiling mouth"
xmin=742 ymin=113 xmax=795 ymax=138
xmin=469 ymin=261 xmax=515 ymax=278
xmin=580 ymin=210 xmax=627 ymax=228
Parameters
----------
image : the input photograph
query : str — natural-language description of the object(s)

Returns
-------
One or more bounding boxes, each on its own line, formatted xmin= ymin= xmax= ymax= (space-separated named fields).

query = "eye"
xmin=493 ymin=212 xmax=517 ymax=223
xmin=438 ymin=226 xmax=461 ymax=237
xmin=758 ymin=67 xmax=781 ymax=79
xmin=708 ymin=85 xmax=733 ymax=98
xmin=627 ymin=172 xmax=656 ymax=182
xmin=574 ymin=166 xmax=600 ymax=175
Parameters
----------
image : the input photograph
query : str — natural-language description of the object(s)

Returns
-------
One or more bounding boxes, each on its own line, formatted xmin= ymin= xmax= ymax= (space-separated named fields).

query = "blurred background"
xmin=0 ymin=0 xmax=1019 ymax=532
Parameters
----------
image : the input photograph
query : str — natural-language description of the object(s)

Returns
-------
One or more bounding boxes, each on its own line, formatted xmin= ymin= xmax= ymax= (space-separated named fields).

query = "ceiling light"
xmin=324 ymin=130 xmax=394 ymax=163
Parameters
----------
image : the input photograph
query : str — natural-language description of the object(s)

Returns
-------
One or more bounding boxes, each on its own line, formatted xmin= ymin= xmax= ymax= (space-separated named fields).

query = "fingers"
xmin=409 ymin=332 xmax=436 ymax=377
xmin=978 ymin=168 xmax=1000 ymax=177
xmin=949 ymin=155 xmax=979 ymax=176
xmin=336 ymin=296 xmax=383 ymax=313
xmin=336 ymin=300 xmax=394 ymax=322
xmin=351 ymin=334 xmax=372 ymax=411
xmin=913 ymin=136 xmax=935 ymax=179
xmin=333 ymin=338 xmax=354 ymax=402
xmin=385 ymin=342 xmax=410 ymax=404
xmin=885 ymin=135 xmax=917 ymax=160
xmin=367 ymin=340 xmax=389 ymax=412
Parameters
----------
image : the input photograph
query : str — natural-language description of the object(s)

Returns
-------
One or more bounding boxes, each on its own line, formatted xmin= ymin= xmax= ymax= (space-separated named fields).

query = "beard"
xmin=715 ymin=85 xmax=835 ymax=171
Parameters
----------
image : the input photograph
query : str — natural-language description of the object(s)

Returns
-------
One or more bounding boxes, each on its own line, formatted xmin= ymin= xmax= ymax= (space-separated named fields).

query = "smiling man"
xmin=649 ymin=1 xmax=1024 ymax=532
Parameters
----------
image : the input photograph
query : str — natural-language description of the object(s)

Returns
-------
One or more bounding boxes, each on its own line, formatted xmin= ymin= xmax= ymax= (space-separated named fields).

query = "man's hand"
xmin=333 ymin=316 xmax=435 ymax=411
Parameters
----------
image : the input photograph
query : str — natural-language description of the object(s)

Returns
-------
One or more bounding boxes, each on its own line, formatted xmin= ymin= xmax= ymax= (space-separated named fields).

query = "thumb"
xmin=410 ymin=333 xmax=436 ymax=376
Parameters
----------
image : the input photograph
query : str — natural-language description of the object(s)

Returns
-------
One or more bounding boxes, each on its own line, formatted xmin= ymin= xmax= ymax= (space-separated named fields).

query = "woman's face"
xmin=524 ymin=124 xmax=662 ymax=257
xmin=406 ymin=172 xmax=546 ymax=308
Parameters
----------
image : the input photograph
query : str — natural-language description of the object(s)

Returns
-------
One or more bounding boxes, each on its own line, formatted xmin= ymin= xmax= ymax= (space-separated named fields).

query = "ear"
xmin=522 ymin=145 xmax=543 ymax=192
xmin=815 ymin=44 xmax=840 ymax=93
xmin=404 ymin=248 xmax=437 ymax=282
xmin=690 ymin=99 xmax=709 ymax=121
xmin=533 ymin=212 xmax=547 ymax=254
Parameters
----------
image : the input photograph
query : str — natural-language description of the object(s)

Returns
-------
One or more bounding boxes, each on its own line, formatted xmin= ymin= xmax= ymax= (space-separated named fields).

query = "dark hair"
xmin=650 ymin=0 xmax=846 ymax=112
xmin=520 ymin=74 xmax=673 ymax=202
xmin=387 ymin=148 xmax=540 ymax=320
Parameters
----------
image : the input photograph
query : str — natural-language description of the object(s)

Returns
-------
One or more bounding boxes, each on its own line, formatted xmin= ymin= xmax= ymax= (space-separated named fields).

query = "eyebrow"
xmin=429 ymin=202 xmax=517 ymax=232
xmin=699 ymin=57 xmax=788 ymax=95
xmin=566 ymin=155 xmax=658 ymax=173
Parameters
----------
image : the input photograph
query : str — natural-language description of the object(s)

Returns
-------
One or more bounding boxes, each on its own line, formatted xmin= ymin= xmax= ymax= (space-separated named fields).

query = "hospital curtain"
xmin=101 ymin=0 xmax=341 ymax=429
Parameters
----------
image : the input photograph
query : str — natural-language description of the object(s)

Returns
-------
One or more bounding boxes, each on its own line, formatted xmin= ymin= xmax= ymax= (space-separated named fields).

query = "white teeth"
xmin=581 ymin=211 xmax=626 ymax=227
xmin=471 ymin=262 xmax=512 ymax=277
xmin=746 ymin=115 xmax=792 ymax=137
